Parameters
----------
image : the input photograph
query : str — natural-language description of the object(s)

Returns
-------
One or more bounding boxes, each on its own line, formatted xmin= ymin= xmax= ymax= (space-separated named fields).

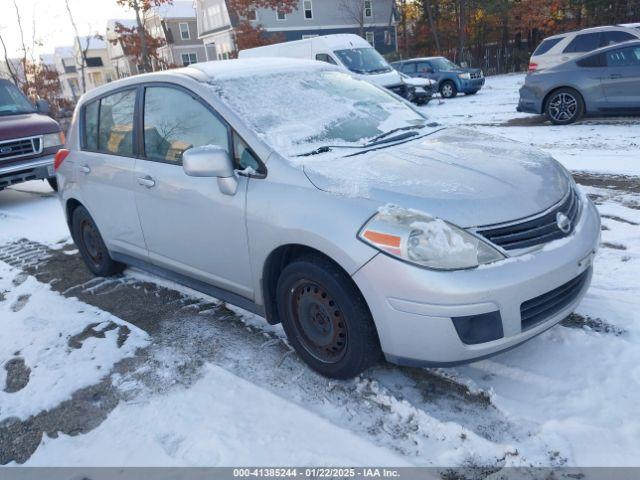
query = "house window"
xmin=276 ymin=8 xmax=286 ymax=21
xmin=366 ymin=31 xmax=375 ymax=46
xmin=384 ymin=30 xmax=391 ymax=46
xmin=364 ymin=0 xmax=373 ymax=18
xmin=246 ymin=9 xmax=257 ymax=21
xmin=179 ymin=22 xmax=190 ymax=40
xmin=303 ymin=0 xmax=313 ymax=19
xmin=181 ymin=52 xmax=198 ymax=66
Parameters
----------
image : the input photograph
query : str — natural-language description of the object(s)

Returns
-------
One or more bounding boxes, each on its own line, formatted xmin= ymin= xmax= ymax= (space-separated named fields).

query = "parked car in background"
xmin=55 ymin=58 xmax=600 ymax=379
xmin=0 ymin=79 xmax=64 ymax=192
xmin=399 ymin=72 xmax=435 ymax=105
xmin=392 ymin=57 xmax=485 ymax=98
xmin=239 ymin=34 xmax=422 ymax=104
xmin=518 ymin=40 xmax=640 ymax=124
xmin=528 ymin=25 xmax=640 ymax=72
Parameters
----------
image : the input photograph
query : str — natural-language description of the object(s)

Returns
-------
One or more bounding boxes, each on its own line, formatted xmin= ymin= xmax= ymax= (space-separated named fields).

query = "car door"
xmin=601 ymin=45 xmax=640 ymax=109
xmin=416 ymin=61 xmax=437 ymax=80
xmin=133 ymin=84 xmax=254 ymax=299
xmin=78 ymin=88 xmax=148 ymax=258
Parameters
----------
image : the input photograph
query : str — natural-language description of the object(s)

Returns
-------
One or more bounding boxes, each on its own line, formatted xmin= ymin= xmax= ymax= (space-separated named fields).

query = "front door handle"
xmin=137 ymin=175 xmax=156 ymax=188
xmin=80 ymin=164 xmax=91 ymax=174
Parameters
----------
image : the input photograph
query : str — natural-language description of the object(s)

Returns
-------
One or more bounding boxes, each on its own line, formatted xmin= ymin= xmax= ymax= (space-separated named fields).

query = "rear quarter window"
xmin=533 ymin=37 xmax=564 ymax=55
xmin=563 ymin=32 xmax=602 ymax=53
xmin=602 ymin=31 xmax=637 ymax=45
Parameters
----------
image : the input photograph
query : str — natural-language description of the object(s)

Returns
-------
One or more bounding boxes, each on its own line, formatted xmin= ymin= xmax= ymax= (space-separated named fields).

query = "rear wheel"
xmin=545 ymin=88 xmax=584 ymax=125
xmin=276 ymin=255 xmax=381 ymax=379
xmin=47 ymin=177 xmax=58 ymax=192
xmin=440 ymin=81 xmax=457 ymax=98
xmin=72 ymin=206 xmax=125 ymax=277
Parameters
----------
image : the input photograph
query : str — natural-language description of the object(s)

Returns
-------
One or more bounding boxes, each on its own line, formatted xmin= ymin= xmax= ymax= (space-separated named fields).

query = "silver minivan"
xmin=55 ymin=59 xmax=601 ymax=379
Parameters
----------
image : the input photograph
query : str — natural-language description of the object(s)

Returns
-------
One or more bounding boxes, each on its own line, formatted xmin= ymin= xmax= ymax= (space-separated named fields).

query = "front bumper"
xmin=0 ymin=155 xmax=56 ymax=189
xmin=517 ymin=84 xmax=544 ymax=114
xmin=460 ymin=77 xmax=485 ymax=93
xmin=353 ymin=198 xmax=601 ymax=366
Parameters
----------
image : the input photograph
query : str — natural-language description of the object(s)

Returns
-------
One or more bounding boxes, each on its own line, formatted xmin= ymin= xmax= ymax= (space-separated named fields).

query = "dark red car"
xmin=0 ymin=79 xmax=64 ymax=192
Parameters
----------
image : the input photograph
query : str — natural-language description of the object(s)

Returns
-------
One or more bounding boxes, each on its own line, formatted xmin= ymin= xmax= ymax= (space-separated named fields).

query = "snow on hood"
xmin=301 ymin=128 xmax=571 ymax=227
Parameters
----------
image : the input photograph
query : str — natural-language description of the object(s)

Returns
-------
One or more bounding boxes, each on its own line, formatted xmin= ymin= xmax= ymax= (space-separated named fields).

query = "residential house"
xmin=54 ymin=46 xmax=80 ymax=101
xmin=106 ymin=19 xmax=139 ymax=78
xmin=73 ymin=36 xmax=114 ymax=92
xmin=195 ymin=0 xmax=398 ymax=61
xmin=147 ymin=1 xmax=206 ymax=68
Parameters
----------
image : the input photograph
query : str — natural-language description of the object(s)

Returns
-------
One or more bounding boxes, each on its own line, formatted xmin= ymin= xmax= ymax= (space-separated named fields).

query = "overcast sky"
xmin=0 ymin=0 xmax=135 ymax=59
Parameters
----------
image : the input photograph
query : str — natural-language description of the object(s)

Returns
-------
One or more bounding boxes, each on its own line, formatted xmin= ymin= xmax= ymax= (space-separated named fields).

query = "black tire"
xmin=440 ymin=80 xmax=457 ymax=98
xmin=71 ymin=206 xmax=125 ymax=277
xmin=47 ymin=177 xmax=58 ymax=192
xmin=276 ymin=255 xmax=381 ymax=379
xmin=466 ymin=90 xmax=479 ymax=95
xmin=545 ymin=88 xmax=584 ymax=125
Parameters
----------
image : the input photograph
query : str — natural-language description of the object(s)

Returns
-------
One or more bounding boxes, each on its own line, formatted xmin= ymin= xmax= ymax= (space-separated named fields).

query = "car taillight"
xmin=528 ymin=63 xmax=538 ymax=72
xmin=54 ymin=149 xmax=70 ymax=171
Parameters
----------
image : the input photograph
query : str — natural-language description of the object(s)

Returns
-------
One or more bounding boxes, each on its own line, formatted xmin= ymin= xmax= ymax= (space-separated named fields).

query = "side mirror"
xmin=460 ymin=61 xmax=468 ymax=68
xmin=35 ymin=99 xmax=50 ymax=114
xmin=182 ymin=145 xmax=238 ymax=195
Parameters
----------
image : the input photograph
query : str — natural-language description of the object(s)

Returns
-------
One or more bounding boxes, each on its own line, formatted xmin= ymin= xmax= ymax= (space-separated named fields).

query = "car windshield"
xmin=0 ymin=82 xmax=36 ymax=116
xmin=334 ymin=48 xmax=393 ymax=74
xmin=210 ymin=69 xmax=428 ymax=157
xmin=430 ymin=57 xmax=461 ymax=71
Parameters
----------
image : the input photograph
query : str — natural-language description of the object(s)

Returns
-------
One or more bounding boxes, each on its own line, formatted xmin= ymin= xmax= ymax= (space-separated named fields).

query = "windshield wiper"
xmin=367 ymin=124 xmax=430 ymax=144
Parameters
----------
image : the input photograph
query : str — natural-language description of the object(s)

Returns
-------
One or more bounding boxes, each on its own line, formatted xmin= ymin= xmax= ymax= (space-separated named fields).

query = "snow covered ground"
xmin=0 ymin=73 xmax=639 ymax=468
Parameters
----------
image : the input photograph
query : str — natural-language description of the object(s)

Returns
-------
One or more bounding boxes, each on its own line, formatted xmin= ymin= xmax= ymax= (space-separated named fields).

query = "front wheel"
xmin=545 ymin=88 xmax=584 ymax=125
xmin=276 ymin=255 xmax=381 ymax=379
xmin=440 ymin=81 xmax=457 ymax=98
xmin=72 ymin=206 xmax=125 ymax=277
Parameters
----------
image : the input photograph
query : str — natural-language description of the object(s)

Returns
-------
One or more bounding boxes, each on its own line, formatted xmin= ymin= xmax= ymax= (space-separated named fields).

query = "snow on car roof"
xmin=190 ymin=58 xmax=339 ymax=81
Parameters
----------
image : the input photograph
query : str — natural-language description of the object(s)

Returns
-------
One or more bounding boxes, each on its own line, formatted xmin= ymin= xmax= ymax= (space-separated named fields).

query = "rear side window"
xmin=416 ymin=62 xmax=433 ymax=73
xmin=401 ymin=62 xmax=416 ymax=74
xmin=577 ymin=52 xmax=606 ymax=67
xmin=83 ymin=100 xmax=99 ymax=151
xmin=143 ymin=86 xmax=229 ymax=164
xmin=98 ymin=90 xmax=136 ymax=156
xmin=602 ymin=31 xmax=636 ymax=45
xmin=563 ymin=33 xmax=602 ymax=53
xmin=533 ymin=37 xmax=564 ymax=55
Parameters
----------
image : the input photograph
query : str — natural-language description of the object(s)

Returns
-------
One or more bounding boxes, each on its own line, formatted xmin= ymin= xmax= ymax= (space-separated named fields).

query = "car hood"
xmin=0 ymin=113 xmax=60 ymax=142
xmin=302 ymin=128 xmax=570 ymax=228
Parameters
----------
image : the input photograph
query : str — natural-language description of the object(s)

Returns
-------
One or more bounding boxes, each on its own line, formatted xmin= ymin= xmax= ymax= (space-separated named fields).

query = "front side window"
xmin=143 ymin=86 xmax=229 ymax=164
xmin=303 ymin=0 xmax=313 ymax=19
xmin=211 ymin=69 xmax=428 ymax=157
xmin=416 ymin=61 xmax=433 ymax=74
xmin=334 ymin=47 xmax=392 ymax=74
xmin=563 ymin=33 xmax=602 ymax=53
xmin=602 ymin=31 xmax=636 ymax=45
xmin=364 ymin=0 xmax=373 ymax=18
xmin=401 ymin=62 xmax=416 ymax=74
xmin=179 ymin=22 xmax=190 ymax=40
xmin=246 ymin=9 xmax=257 ymax=21
xmin=181 ymin=53 xmax=198 ymax=66
xmin=97 ymin=90 xmax=136 ymax=156
xmin=606 ymin=46 xmax=640 ymax=67
xmin=316 ymin=53 xmax=337 ymax=65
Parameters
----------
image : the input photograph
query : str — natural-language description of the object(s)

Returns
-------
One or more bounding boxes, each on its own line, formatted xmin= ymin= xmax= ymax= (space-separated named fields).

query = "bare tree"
xmin=423 ymin=0 xmax=441 ymax=54
xmin=338 ymin=0 xmax=367 ymax=38
xmin=0 ymin=33 xmax=20 ymax=86
xmin=64 ymin=0 xmax=88 ymax=93
xmin=13 ymin=0 xmax=29 ymax=90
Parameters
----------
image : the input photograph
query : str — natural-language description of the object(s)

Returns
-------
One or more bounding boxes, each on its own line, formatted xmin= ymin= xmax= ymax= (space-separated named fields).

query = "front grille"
xmin=520 ymin=268 xmax=590 ymax=331
xmin=470 ymin=71 xmax=482 ymax=79
xmin=0 ymin=136 xmax=42 ymax=161
xmin=477 ymin=188 xmax=581 ymax=251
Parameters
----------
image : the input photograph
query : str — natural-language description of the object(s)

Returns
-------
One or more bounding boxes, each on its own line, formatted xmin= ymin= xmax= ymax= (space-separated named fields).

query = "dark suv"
xmin=0 ymin=79 xmax=64 ymax=191
xmin=392 ymin=57 xmax=485 ymax=98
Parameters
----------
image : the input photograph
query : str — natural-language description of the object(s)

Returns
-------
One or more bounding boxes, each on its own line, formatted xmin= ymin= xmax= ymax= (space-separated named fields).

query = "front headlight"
xmin=458 ymin=72 xmax=471 ymax=80
xmin=358 ymin=205 xmax=505 ymax=270
xmin=43 ymin=132 xmax=65 ymax=149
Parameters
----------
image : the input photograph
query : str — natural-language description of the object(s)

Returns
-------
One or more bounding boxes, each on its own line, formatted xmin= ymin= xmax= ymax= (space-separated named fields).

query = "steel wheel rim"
xmin=289 ymin=280 xmax=347 ymax=363
xmin=442 ymin=84 xmax=453 ymax=97
xmin=549 ymin=93 xmax=578 ymax=122
xmin=81 ymin=219 xmax=103 ymax=267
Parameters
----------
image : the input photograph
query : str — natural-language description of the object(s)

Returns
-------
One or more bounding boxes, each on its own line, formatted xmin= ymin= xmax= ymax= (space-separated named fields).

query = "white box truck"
xmin=238 ymin=34 xmax=431 ymax=104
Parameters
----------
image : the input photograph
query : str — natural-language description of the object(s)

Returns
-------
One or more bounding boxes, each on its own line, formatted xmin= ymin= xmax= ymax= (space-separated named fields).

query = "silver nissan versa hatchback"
xmin=55 ymin=58 xmax=601 ymax=379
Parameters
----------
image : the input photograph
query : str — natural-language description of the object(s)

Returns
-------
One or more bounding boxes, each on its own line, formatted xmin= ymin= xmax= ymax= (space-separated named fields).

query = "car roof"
xmin=544 ymin=24 xmax=640 ymax=39
xmin=392 ymin=57 xmax=444 ymax=64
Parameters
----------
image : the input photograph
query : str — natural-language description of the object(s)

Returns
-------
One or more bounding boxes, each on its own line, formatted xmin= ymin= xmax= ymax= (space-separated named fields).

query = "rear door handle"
xmin=137 ymin=175 xmax=156 ymax=188
xmin=80 ymin=164 xmax=91 ymax=174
